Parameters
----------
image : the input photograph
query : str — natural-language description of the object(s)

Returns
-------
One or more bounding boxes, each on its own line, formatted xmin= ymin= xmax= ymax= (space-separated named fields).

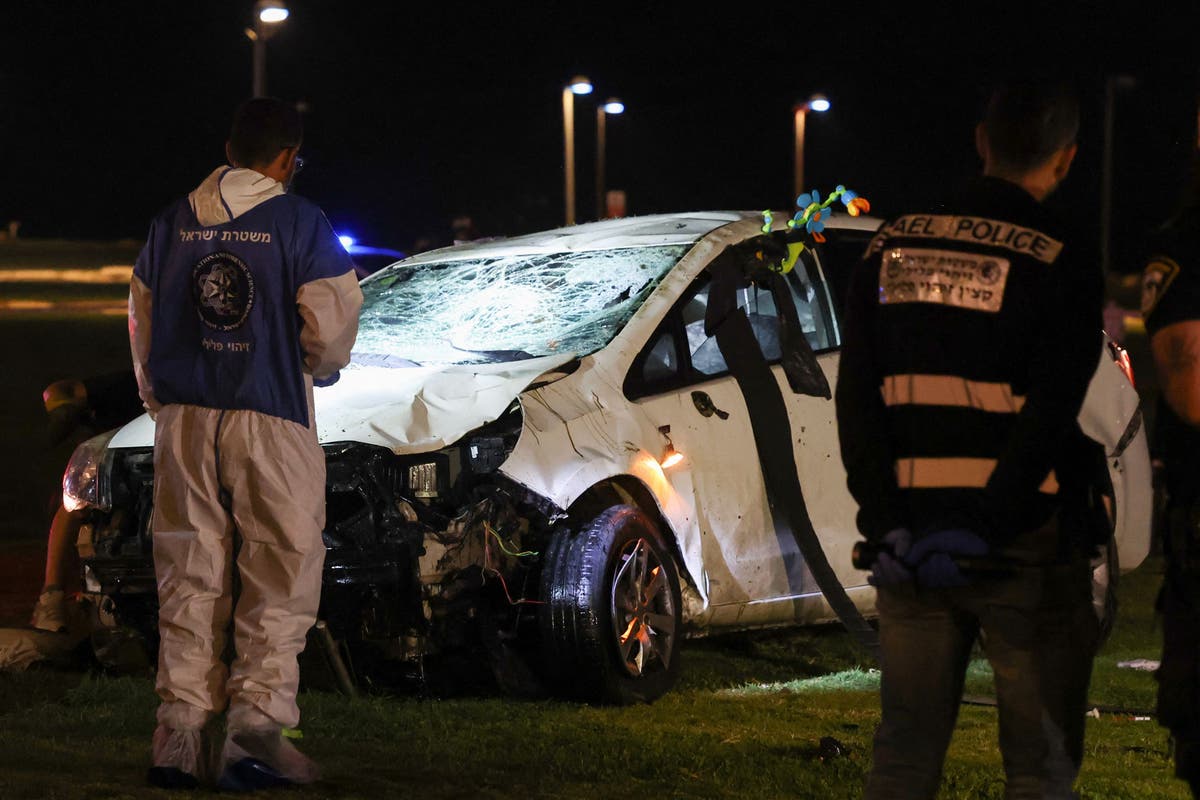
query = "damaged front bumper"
xmin=80 ymin=409 xmax=563 ymax=692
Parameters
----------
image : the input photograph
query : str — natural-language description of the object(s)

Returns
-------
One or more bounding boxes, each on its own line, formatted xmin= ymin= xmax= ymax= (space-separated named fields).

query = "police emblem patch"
xmin=1141 ymin=256 xmax=1180 ymax=316
xmin=878 ymin=247 xmax=1010 ymax=313
xmin=192 ymin=251 xmax=255 ymax=330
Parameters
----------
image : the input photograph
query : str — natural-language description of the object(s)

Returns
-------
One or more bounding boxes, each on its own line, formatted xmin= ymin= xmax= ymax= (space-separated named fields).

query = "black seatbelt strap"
xmin=705 ymin=245 xmax=879 ymax=656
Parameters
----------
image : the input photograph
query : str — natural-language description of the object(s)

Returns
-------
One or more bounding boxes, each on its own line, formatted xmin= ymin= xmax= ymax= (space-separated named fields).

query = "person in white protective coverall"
xmin=129 ymin=97 xmax=362 ymax=791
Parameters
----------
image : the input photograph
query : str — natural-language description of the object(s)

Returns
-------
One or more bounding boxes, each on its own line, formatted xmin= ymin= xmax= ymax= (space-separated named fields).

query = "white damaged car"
xmin=67 ymin=211 xmax=1151 ymax=703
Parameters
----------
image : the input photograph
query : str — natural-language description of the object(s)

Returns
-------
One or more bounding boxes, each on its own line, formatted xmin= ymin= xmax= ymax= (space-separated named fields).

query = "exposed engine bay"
xmin=78 ymin=400 xmax=565 ymax=695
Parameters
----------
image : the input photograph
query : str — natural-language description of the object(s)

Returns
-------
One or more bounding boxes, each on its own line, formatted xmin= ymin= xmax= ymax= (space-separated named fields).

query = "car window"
xmin=784 ymin=257 xmax=838 ymax=351
xmin=626 ymin=246 xmax=837 ymax=398
xmin=641 ymin=329 xmax=681 ymax=383
xmin=814 ymin=230 xmax=876 ymax=319
xmin=688 ymin=280 xmax=783 ymax=375
xmin=355 ymin=244 xmax=692 ymax=366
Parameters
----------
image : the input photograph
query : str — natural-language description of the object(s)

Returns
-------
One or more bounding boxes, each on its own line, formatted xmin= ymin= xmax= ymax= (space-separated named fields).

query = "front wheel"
xmin=539 ymin=505 xmax=682 ymax=704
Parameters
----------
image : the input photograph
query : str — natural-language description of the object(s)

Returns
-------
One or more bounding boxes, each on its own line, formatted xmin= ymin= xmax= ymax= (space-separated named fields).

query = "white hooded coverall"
xmin=129 ymin=166 xmax=362 ymax=736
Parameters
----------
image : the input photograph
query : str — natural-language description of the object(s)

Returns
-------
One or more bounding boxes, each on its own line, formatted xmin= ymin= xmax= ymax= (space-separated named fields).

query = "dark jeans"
xmin=1158 ymin=502 xmax=1200 ymax=797
xmin=865 ymin=526 xmax=1097 ymax=800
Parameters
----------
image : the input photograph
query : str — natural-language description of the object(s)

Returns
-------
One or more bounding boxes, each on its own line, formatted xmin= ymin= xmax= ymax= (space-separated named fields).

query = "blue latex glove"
xmin=905 ymin=529 xmax=989 ymax=589
xmin=868 ymin=528 xmax=913 ymax=588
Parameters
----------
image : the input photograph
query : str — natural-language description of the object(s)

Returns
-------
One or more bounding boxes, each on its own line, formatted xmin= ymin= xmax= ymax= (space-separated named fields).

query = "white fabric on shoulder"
xmin=188 ymin=167 xmax=285 ymax=226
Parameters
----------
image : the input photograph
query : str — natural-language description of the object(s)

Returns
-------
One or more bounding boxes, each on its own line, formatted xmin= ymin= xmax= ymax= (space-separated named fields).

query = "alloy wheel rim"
xmin=610 ymin=537 xmax=676 ymax=677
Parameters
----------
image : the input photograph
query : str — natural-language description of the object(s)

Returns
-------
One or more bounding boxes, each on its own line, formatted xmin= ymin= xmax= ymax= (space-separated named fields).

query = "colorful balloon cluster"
xmin=759 ymin=185 xmax=870 ymax=273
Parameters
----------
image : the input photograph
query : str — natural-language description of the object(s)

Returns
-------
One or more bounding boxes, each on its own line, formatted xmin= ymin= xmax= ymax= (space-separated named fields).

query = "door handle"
xmin=691 ymin=391 xmax=729 ymax=420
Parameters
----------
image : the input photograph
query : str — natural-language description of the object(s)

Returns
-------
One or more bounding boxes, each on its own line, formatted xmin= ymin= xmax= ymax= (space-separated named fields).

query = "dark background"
xmin=1 ymin=1 xmax=1197 ymax=270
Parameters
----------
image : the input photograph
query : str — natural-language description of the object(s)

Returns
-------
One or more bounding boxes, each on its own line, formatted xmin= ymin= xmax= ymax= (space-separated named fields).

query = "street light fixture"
xmin=258 ymin=2 xmax=289 ymax=23
xmin=596 ymin=98 xmax=624 ymax=220
xmin=793 ymin=93 xmax=830 ymax=202
xmin=246 ymin=0 xmax=289 ymax=98
xmin=562 ymin=75 xmax=593 ymax=226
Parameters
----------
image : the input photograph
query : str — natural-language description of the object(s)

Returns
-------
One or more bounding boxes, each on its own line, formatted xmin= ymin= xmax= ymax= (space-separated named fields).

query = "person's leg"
xmin=864 ymin=585 xmax=976 ymax=800
xmin=1158 ymin=569 xmax=1200 ymax=796
xmin=218 ymin=410 xmax=326 ymax=786
xmin=971 ymin=565 xmax=1064 ymax=800
xmin=1159 ymin=502 xmax=1200 ymax=798
xmin=30 ymin=505 xmax=83 ymax=631
xmin=149 ymin=405 xmax=234 ymax=784
xmin=1035 ymin=554 xmax=1097 ymax=798
xmin=43 ymin=504 xmax=81 ymax=591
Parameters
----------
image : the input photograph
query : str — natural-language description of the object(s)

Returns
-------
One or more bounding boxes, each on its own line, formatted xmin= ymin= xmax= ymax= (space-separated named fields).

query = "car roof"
xmin=398 ymin=211 xmax=881 ymax=266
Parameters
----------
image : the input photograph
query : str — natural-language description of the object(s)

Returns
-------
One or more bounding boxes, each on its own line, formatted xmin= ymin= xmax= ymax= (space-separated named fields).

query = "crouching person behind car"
xmin=836 ymin=78 xmax=1102 ymax=799
xmin=130 ymin=97 xmax=362 ymax=791
xmin=32 ymin=371 xmax=143 ymax=633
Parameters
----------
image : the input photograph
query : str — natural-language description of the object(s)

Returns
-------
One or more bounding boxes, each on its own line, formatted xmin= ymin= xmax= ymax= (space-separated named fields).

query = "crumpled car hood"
xmin=107 ymin=353 xmax=576 ymax=453
xmin=313 ymin=353 xmax=576 ymax=453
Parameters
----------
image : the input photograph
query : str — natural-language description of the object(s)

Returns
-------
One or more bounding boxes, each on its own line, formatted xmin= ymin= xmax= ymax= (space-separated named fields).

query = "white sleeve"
xmin=296 ymin=271 xmax=363 ymax=380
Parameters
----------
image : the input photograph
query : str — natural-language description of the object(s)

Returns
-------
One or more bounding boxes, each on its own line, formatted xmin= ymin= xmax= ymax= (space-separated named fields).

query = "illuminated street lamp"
xmin=793 ymin=93 xmax=830 ymax=202
xmin=595 ymin=98 xmax=625 ymax=219
xmin=562 ymin=75 xmax=593 ymax=226
xmin=245 ymin=0 xmax=290 ymax=98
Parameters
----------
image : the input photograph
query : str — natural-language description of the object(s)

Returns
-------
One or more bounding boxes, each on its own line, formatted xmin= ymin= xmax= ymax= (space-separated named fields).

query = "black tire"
xmin=539 ymin=505 xmax=682 ymax=704
xmin=1092 ymin=532 xmax=1119 ymax=648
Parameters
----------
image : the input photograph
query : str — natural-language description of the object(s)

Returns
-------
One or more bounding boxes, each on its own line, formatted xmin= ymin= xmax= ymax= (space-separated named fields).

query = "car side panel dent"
xmin=498 ymin=218 xmax=826 ymax=624
xmin=500 ymin=357 xmax=712 ymax=616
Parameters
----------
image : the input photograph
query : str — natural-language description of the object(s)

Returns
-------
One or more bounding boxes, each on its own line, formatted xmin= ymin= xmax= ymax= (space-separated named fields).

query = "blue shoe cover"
xmin=217 ymin=757 xmax=296 ymax=792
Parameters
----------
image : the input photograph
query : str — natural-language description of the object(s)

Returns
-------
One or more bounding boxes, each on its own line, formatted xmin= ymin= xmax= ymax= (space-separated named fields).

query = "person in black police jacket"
xmin=1143 ymin=163 xmax=1200 ymax=797
xmin=836 ymin=80 xmax=1104 ymax=799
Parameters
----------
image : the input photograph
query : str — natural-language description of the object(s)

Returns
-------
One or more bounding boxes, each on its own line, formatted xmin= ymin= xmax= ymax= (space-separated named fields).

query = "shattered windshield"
xmin=354 ymin=245 xmax=692 ymax=366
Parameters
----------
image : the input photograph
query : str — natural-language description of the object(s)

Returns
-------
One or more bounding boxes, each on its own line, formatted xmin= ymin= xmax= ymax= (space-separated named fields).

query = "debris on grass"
xmin=1117 ymin=659 xmax=1160 ymax=672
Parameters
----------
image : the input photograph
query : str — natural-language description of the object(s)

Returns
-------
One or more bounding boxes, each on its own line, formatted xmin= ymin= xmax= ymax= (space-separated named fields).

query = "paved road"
xmin=0 ymin=241 xmax=135 ymax=317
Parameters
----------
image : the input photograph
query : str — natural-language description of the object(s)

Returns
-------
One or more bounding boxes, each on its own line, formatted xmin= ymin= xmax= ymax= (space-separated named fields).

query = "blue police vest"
xmin=134 ymin=193 xmax=353 ymax=427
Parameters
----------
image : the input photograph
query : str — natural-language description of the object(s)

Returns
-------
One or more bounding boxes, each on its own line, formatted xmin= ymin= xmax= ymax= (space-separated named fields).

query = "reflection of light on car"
xmin=1109 ymin=341 xmax=1136 ymax=388
xmin=659 ymin=445 xmax=684 ymax=469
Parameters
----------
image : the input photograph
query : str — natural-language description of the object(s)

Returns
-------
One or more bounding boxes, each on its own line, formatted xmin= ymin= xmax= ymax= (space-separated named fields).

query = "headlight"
xmin=63 ymin=430 xmax=119 ymax=512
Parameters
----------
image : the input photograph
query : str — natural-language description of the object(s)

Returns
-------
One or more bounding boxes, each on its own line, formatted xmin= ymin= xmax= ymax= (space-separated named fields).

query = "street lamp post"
xmin=246 ymin=0 xmax=289 ymax=98
xmin=793 ymin=94 xmax=830 ymax=201
xmin=562 ymin=75 xmax=593 ymax=226
xmin=595 ymin=98 xmax=624 ymax=219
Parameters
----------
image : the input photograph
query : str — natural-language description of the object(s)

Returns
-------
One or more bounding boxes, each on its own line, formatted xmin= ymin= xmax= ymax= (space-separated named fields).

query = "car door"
xmin=625 ymin=242 xmax=861 ymax=627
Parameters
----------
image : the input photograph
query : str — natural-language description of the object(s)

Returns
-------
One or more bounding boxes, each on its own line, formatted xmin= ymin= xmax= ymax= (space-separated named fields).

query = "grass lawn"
xmin=0 ymin=559 xmax=1182 ymax=799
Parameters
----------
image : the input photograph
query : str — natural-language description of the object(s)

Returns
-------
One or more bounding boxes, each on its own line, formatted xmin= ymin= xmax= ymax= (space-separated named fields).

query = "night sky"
xmin=2 ymin=2 xmax=1197 ymax=271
